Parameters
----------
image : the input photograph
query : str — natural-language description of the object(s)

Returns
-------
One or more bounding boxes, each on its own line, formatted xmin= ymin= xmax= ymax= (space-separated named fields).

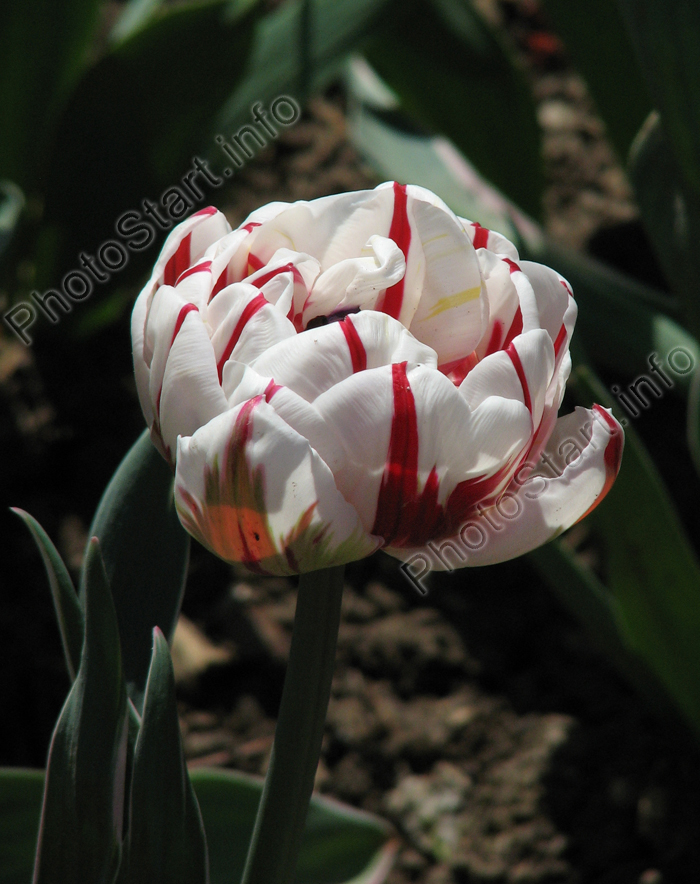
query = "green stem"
xmin=240 ymin=565 xmax=345 ymax=884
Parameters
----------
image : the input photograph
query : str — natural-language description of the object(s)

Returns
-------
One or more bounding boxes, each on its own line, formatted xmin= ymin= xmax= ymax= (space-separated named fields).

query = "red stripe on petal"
xmin=164 ymin=233 xmax=192 ymax=286
xmin=471 ymin=222 xmax=490 ymax=250
xmin=216 ymin=293 xmax=267 ymax=382
xmin=503 ymin=257 xmax=520 ymax=274
xmin=379 ymin=183 xmax=411 ymax=320
xmin=193 ymin=207 xmax=218 ymax=218
xmin=253 ymin=262 xmax=304 ymax=289
xmin=156 ymin=302 xmax=199 ymax=417
xmin=502 ymin=307 xmax=523 ymax=349
xmin=264 ymin=379 xmax=282 ymax=402
xmin=439 ymin=351 xmax=479 ymax=385
xmin=553 ymin=323 xmax=567 ymax=358
xmin=443 ymin=459 xmax=516 ymax=536
xmin=209 ymin=267 xmax=229 ymax=302
xmin=170 ymin=302 xmax=199 ymax=346
xmin=506 ymin=342 xmax=533 ymax=414
xmin=247 ymin=252 xmax=264 ymax=273
xmin=371 ymin=362 xmax=419 ymax=542
xmin=176 ymin=259 xmax=211 ymax=286
xmin=484 ymin=319 xmax=503 ymax=356
xmin=560 ymin=278 xmax=573 ymax=298
xmin=340 ymin=316 xmax=367 ymax=373
xmin=242 ymin=221 xmax=262 ymax=233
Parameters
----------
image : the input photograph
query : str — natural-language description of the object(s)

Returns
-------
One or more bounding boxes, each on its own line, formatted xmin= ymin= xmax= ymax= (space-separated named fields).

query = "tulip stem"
xmin=239 ymin=565 xmax=345 ymax=884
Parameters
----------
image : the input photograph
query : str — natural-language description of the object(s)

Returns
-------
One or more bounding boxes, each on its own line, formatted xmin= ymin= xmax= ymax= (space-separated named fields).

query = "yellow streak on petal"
xmin=422 ymin=284 xmax=482 ymax=320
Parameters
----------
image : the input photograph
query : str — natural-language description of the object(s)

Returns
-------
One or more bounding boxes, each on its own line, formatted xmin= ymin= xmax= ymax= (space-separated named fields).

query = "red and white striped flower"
xmin=131 ymin=183 xmax=623 ymax=576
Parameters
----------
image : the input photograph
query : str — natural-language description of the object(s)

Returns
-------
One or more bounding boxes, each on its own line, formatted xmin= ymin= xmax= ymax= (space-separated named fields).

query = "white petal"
xmin=388 ymin=406 xmax=623 ymax=571
xmin=244 ymin=188 xmax=394 ymax=270
xmin=407 ymin=198 xmax=488 ymax=364
xmin=313 ymin=366 xmax=394 ymax=531
xmin=517 ymin=260 xmax=572 ymax=342
xmin=158 ymin=308 xmax=228 ymax=456
xmin=222 ymin=365 xmax=347 ymax=475
xmin=153 ymin=208 xmax=231 ymax=288
xmin=461 ymin=328 xmax=554 ymax=428
xmin=174 ymin=401 xmax=378 ymax=575
xmin=473 ymin=249 xmax=522 ymax=359
xmin=303 ymin=235 xmax=405 ymax=325
xmin=460 ymin=218 xmax=520 ymax=260
xmin=251 ymin=311 xmax=436 ymax=401
xmin=243 ymin=248 xmax=321 ymax=322
xmin=314 ymin=362 xmax=531 ymax=541
xmin=209 ymin=284 xmax=296 ymax=382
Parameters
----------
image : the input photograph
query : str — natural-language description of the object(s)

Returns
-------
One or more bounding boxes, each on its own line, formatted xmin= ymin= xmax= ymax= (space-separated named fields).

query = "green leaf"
xmin=529 ymin=542 xmax=688 ymax=729
xmin=540 ymin=0 xmax=651 ymax=161
xmin=362 ymin=0 xmax=543 ymax=219
xmin=345 ymin=58 xmax=523 ymax=241
xmin=0 ymin=767 xmax=397 ymax=884
xmin=110 ymin=0 xmax=166 ymax=45
xmin=214 ymin=0 xmax=391 ymax=135
xmin=568 ymin=364 xmax=700 ymax=738
xmin=628 ymin=111 xmax=700 ymax=340
xmin=617 ymin=0 xmax=700 ymax=197
xmin=84 ymin=430 xmax=190 ymax=710
xmin=40 ymin=0 xmax=261 ymax=287
xmin=0 ymin=0 xmax=103 ymax=190
xmin=192 ymin=768 xmax=397 ymax=884
xmin=33 ymin=539 xmax=128 ymax=884
xmin=0 ymin=768 xmax=44 ymax=884
xmin=12 ymin=508 xmax=84 ymax=682
xmin=122 ymin=629 xmax=208 ymax=884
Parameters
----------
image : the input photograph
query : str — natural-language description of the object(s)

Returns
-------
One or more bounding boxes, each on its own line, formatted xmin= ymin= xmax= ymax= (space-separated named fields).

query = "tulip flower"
xmin=132 ymin=183 xmax=623 ymax=577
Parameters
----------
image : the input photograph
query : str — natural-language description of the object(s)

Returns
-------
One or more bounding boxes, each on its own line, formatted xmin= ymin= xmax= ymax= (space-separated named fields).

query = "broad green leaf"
xmin=33 ymin=540 xmax=128 ymax=884
xmin=0 ymin=0 xmax=103 ymax=190
xmin=0 ymin=767 xmax=397 ymax=884
xmin=110 ymin=0 xmax=167 ymax=44
xmin=568 ymin=365 xmax=700 ymax=737
xmin=529 ymin=542 xmax=688 ymax=730
xmin=540 ymin=0 xmax=651 ymax=161
xmin=123 ymin=630 xmax=208 ymax=884
xmin=84 ymin=430 xmax=190 ymax=710
xmin=617 ymin=0 xmax=700 ymax=197
xmin=39 ymin=0 xmax=260 ymax=291
xmin=362 ymin=0 xmax=543 ymax=219
xmin=0 ymin=769 xmax=44 ymax=884
xmin=214 ymin=0 xmax=391 ymax=135
xmin=12 ymin=509 xmax=84 ymax=682
xmin=345 ymin=58 xmax=523 ymax=241
xmin=192 ymin=768 xmax=397 ymax=884
xmin=628 ymin=112 xmax=700 ymax=340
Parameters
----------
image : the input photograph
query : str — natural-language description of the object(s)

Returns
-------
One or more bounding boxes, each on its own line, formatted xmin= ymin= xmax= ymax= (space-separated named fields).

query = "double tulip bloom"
xmin=132 ymin=183 xmax=622 ymax=577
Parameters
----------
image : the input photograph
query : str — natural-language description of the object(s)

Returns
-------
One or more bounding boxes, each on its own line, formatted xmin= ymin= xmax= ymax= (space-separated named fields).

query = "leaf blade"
xmin=33 ymin=540 xmax=128 ymax=884
xmin=84 ymin=430 xmax=190 ymax=709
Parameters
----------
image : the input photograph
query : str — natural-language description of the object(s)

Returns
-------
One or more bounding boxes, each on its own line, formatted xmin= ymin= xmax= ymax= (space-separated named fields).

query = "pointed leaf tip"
xmin=11 ymin=507 xmax=84 ymax=682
